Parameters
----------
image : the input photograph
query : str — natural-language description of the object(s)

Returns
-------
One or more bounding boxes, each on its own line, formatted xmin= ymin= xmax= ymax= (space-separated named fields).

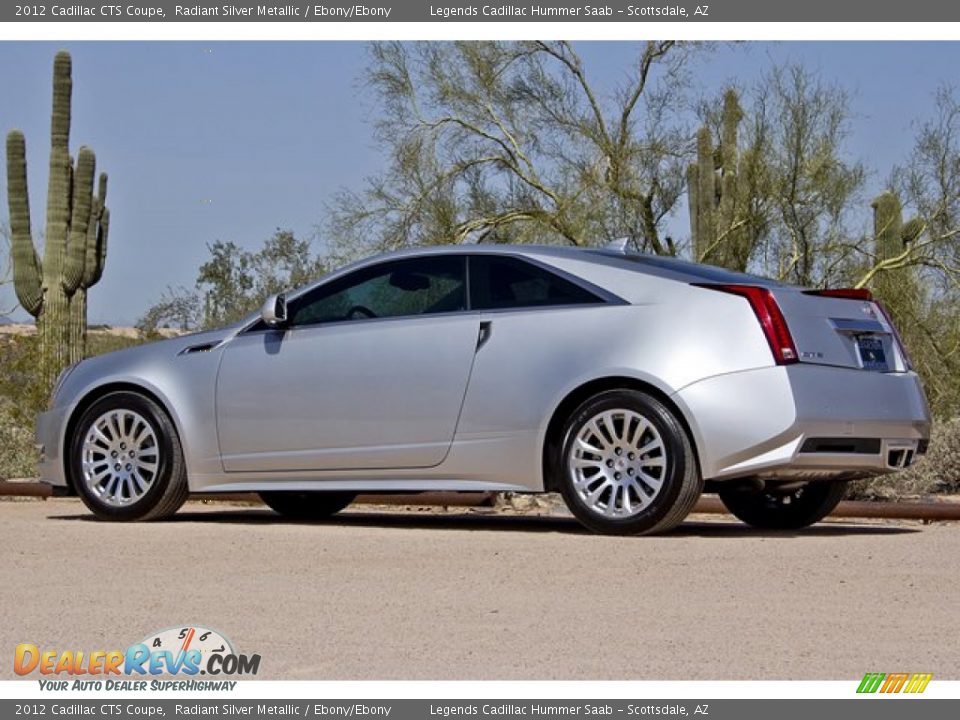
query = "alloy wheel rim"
xmin=81 ymin=409 xmax=160 ymax=507
xmin=569 ymin=408 xmax=668 ymax=518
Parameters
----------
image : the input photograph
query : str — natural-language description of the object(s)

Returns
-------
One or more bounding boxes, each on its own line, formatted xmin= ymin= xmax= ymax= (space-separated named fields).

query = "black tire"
xmin=259 ymin=491 xmax=356 ymax=520
xmin=70 ymin=391 xmax=188 ymax=521
xmin=718 ymin=481 xmax=847 ymax=529
xmin=556 ymin=389 xmax=702 ymax=535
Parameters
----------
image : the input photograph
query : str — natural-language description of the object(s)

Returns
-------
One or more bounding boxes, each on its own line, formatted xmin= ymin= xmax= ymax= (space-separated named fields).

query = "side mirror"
xmin=261 ymin=293 xmax=288 ymax=328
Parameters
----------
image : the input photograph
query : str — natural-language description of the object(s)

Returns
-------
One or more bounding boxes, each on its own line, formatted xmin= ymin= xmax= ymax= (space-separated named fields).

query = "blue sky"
xmin=0 ymin=41 xmax=958 ymax=325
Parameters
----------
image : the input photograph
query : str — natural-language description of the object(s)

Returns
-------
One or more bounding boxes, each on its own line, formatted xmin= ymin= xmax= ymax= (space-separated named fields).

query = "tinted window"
xmin=289 ymin=256 xmax=466 ymax=327
xmin=469 ymin=255 xmax=603 ymax=310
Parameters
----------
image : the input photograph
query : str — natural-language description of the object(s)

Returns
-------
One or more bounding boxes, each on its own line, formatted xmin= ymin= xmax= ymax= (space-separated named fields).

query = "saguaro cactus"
xmin=6 ymin=50 xmax=110 ymax=386
xmin=687 ymin=127 xmax=715 ymax=260
xmin=871 ymin=191 xmax=922 ymax=324
xmin=687 ymin=89 xmax=750 ymax=270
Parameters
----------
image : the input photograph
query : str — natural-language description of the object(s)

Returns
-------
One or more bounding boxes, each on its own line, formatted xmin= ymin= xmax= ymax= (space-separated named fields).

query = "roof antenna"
xmin=604 ymin=237 xmax=632 ymax=253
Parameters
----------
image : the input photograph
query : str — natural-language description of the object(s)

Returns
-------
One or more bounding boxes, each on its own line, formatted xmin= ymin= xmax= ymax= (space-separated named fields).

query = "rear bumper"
xmin=675 ymin=363 xmax=931 ymax=481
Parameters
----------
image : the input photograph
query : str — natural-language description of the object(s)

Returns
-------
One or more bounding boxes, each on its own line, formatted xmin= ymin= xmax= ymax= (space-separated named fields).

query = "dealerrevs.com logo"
xmin=15 ymin=626 xmax=260 ymax=691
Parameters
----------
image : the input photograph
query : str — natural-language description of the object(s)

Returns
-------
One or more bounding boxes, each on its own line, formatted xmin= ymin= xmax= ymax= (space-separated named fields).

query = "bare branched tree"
xmin=329 ymin=41 xmax=701 ymax=262
xmin=688 ymin=73 xmax=960 ymax=417
xmin=689 ymin=65 xmax=865 ymax=283
xmin=137 ymin=229 xmax=327 ymax=335
xmin=753 ymin=65 xmax=866 ymax=286
xmin=878 ymin=87 xmax=960 ymax=415
xmin=134 ymin=285 xmax=202 ymax=336
xmin=888 ymin=86 xmax=960 ymax=284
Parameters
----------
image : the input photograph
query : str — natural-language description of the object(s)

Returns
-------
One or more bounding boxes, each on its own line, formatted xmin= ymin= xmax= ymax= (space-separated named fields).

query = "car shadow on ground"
xmin=46 ymin=506 xmax=921 ymax=538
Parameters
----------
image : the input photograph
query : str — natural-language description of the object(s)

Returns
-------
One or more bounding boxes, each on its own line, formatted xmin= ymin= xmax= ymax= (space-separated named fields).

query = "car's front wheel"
xmin=259 ymin=491 xmax=356 ymax=520
xmin=557 ymin=389 xmax=702 ymax=535
xmin=70 ymin=391 xmax=188 ymax=521
xmin=717 ymin=481 xmax=847 ymax=529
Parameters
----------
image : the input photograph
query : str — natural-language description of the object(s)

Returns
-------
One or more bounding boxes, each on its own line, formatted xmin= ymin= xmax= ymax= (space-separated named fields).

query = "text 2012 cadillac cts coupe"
xmin=36 ymin=244 xmax=931 ymax=535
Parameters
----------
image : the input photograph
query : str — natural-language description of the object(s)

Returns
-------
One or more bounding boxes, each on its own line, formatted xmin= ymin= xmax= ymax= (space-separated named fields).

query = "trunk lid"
xmin=772 ymin=288 xmax=908 ymax=372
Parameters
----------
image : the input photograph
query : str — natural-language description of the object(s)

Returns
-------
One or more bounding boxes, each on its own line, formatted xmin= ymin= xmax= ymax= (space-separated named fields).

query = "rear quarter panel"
xmin=452 ymin=279 xmax=778 ymax=489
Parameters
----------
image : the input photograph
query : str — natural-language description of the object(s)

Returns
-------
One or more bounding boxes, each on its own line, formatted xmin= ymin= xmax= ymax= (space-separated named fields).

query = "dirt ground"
xmin=2 ymin=497 xmax=958 ymax=680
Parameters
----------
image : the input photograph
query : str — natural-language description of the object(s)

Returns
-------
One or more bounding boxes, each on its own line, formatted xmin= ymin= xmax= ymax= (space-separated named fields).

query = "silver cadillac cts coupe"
xmin=37 ymin=244 xmax=931 ymax=534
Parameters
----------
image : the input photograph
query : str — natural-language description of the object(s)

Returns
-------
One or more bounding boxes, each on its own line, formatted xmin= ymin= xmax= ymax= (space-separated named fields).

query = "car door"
xmin=215 ymin=254 xmax=480 ymax=472
xmin=454 ymin=254 xmax=614 ymax=438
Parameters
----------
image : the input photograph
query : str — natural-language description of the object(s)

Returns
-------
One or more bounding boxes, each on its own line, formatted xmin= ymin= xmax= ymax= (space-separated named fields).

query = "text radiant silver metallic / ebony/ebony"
xmin=36 ymin=245 xmax=931 ymax=534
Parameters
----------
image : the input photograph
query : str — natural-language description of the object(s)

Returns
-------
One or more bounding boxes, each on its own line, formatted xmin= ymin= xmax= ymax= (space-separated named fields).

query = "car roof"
xmin=370 ymin=243 xmax=587 ymax=260
xmin=369 ymin=243 xmax=786 ymax=287
xmin=237 ymin=242 xmax=784 ymax=330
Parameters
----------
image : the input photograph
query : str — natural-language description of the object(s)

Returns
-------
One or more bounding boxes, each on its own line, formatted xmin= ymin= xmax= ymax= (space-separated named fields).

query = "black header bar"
xmin=4 ymin=1 xmax=960 ymax=23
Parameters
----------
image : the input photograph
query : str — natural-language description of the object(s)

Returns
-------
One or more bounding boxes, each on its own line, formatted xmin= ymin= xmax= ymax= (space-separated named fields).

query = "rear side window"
xmin=469 ymin=255 xmax=604 ymax=310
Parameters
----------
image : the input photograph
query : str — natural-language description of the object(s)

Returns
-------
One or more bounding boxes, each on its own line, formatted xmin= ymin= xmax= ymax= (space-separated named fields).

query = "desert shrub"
xmin=0 ymin=336 xmax=55 ymax=481
xmin=0 ymin=334 xmax=50 ymax=425
xmin=0 ymin=397 xmax=35 ymax=480
xmin=87 ymin=331 xmax=142 ymax=357
xmin=0 ymin=331 xmax=143 ymax=481
xmin=849 ymin=419 xmax=960 ymax=500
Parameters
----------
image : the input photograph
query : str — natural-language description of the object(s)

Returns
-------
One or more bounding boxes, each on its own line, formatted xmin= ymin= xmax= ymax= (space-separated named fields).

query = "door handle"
xmin=476 ymin=321 xmax=492 ymax=351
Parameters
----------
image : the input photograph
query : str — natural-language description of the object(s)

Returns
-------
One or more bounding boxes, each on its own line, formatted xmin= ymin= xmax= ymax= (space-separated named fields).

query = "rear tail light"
xmin=802 ymin=288 xmax=874 ymax=301
xmin=693 ymin=284 xmax=798 ymax=365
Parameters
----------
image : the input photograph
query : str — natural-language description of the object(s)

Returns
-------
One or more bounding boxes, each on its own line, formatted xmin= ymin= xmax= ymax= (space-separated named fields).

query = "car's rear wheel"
xmin=259 ymin=491 xmax=356 ymax=520
xmin=718 ymin=481 xmax=847 ymax=529
xmin=557 ymin=389 xmax=702 ymax=535
xmin=70 ymin=391 xmax=188 ymax=521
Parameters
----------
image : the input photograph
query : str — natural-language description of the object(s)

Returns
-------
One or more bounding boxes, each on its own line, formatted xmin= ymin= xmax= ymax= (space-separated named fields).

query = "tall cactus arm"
xmin=42 ymin=50 xmax=74 ymax=283
xmin=901 ymin=216 xmax=925 ymax=245
xmin=5 ymin=130 xmax=43 ymax=316
xmin=717 ymin=90 xmax=743 ymax=233
xmin=686 ymin=163 xmax=699 ymax=249
xmin=50 ymin=51 xmax=72 ymax=154
xmin=83 ymin=172 xmax=108 ymax=288
xmin=64 ymin=146 xmax=96 ymax=294
xmin=90 ymin=205 xmax=109 ymax=287
xmin=720 ymin=90 xmax=743 ymax=171
xmin=695 ymin=127 xmax=716 ymax=258
xmin=96 ymin=171 xmax=107 ymax=208
xmin=83 ymin=196 xmax=101 ymax=288
xmin=872 ymin=192 xmax=903 ymax=259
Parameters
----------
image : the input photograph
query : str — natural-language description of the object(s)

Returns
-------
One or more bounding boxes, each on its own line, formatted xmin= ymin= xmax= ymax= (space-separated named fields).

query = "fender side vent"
xmin=799 ymin=438 xmax=882 ymax=454
xmin=180 ymin=342 xmax=217 ymax=355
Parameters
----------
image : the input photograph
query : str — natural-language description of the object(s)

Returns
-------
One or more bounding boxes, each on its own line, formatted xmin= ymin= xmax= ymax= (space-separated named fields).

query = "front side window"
xmin=288 ymin=255 xmax=466 ymax=327
xmin=469 ymin=255 xmax=604 ymax=310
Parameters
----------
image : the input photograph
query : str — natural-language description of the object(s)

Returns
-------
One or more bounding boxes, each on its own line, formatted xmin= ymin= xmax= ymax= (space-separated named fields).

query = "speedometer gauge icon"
xmin=141 ymin=625 xmax=234 ymax=668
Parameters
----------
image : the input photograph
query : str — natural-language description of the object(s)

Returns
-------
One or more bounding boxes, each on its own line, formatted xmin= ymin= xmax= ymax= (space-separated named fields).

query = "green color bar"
xmin=857 ymin=673 xmax=886 ymax=693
